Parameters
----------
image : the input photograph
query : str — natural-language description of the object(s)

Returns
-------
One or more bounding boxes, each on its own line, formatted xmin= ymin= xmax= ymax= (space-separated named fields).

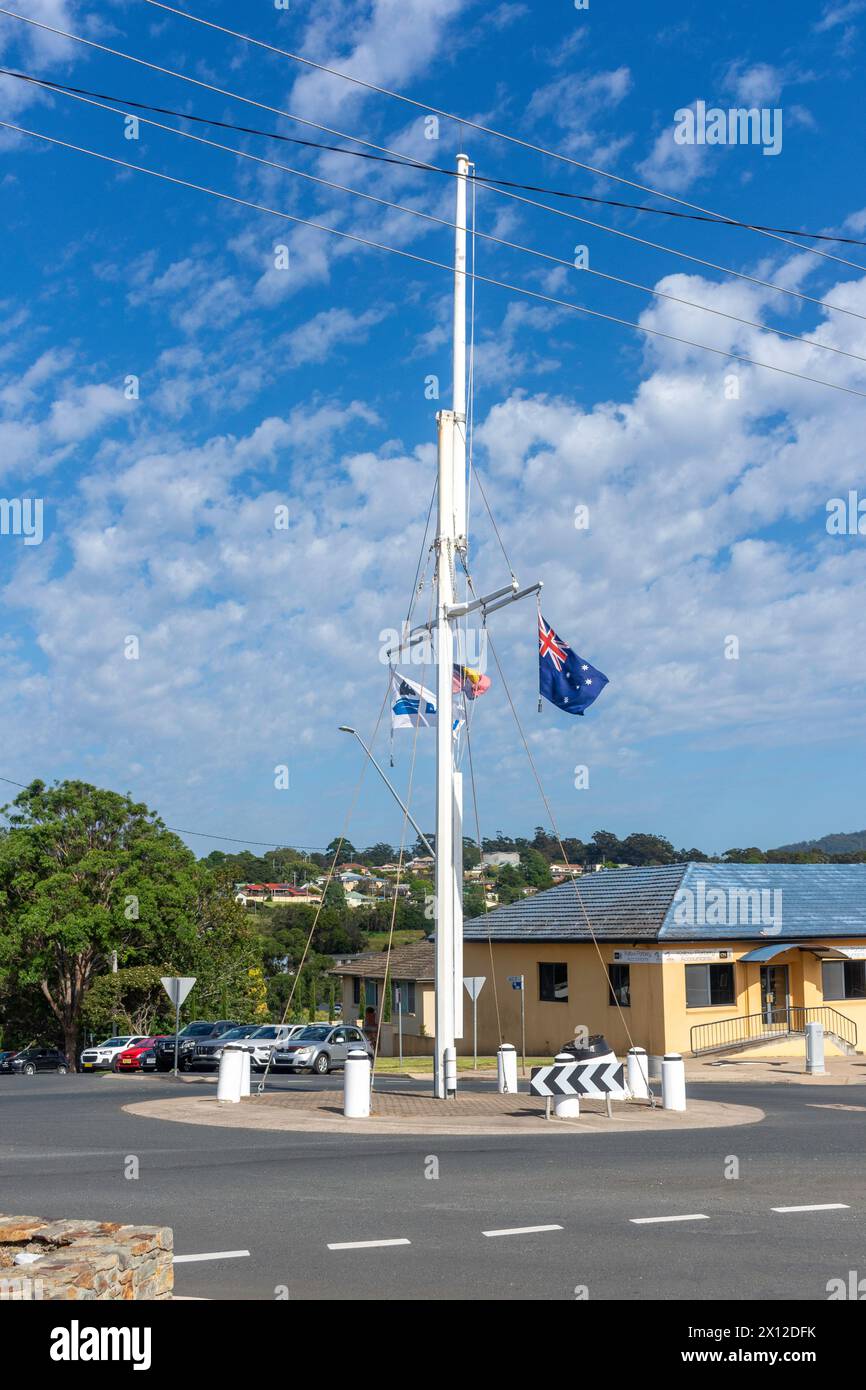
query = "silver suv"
xmin=272 ymin=1024 xmax=372 ymax=1075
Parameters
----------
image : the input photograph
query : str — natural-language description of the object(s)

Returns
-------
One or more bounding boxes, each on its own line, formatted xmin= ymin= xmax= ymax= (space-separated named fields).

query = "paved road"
xmin=2 ymin=1072 xmax=864 ymax=1300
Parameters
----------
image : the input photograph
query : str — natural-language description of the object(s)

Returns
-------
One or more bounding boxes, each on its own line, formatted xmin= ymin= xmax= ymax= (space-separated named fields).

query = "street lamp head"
xmin=338 ymin=725 xmax=355 ymax=734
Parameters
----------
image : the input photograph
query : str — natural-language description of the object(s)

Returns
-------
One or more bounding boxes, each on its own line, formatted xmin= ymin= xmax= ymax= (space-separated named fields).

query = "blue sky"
xmin=1 ymin=0 xmax=865 ymax=859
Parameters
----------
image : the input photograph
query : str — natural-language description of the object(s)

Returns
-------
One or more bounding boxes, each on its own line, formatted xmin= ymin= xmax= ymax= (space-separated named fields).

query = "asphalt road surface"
xmin=2 ymin=1072 xmax=864 ymax=1301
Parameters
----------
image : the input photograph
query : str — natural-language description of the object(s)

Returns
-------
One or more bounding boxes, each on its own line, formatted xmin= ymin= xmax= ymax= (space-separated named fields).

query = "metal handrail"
xmin=690 ymin=1005 xmax=858 ymax=1056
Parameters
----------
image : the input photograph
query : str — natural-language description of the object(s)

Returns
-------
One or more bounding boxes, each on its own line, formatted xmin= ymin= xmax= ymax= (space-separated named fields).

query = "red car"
xmin=113 ymin=1037 xmax=166 ymax=1072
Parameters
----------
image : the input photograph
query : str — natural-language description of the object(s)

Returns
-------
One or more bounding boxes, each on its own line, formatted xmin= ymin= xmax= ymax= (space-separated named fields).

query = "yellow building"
xmin=462 ymin=864 xmax=866 ymax=1062
xmin=332 ymin=866 xmax=866 ymax=1062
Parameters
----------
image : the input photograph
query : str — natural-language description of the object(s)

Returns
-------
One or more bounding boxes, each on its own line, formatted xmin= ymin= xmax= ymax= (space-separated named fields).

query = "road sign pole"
xmin=173 ymin=999 xmax=180 ymax=1078
xmin=473 ymin=995 xmax=478 ymax=1070
xmin=520 ymin=976 xmax=526 ymax=1077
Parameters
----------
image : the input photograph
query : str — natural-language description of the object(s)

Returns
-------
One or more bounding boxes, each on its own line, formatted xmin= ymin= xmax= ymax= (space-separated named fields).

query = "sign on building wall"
xmin=612 ymin=949 xmax=732 ymax=964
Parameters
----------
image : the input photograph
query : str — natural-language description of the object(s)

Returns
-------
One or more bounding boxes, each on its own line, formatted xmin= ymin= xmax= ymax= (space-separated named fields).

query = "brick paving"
xmin=254 ymin=1086 xmax=569 ymax=1120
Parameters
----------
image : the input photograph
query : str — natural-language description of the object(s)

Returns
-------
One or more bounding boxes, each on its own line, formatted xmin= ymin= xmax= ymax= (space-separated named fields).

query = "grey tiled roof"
xmin=463 ymin=862 xmax=866 ymax=943
xmin=463 ymin=865 xmax=688 ymax=941
xmin=660 ymin=863 xmax=866 ymax=940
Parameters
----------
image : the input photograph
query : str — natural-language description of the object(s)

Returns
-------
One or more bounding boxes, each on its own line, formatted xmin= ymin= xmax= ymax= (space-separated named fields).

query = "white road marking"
xmin=174 ymin=1249 xmax=251 ymax=1263
xmin=771 ymin=1203 xmax=850 ymax=1214
xmin=482 ymin=1224 xmax=563 ymax=1238
xmin=327 ymin=1238 xmax=411 ymax=1251
xmin=630 ymin=1214 xmax=709 ymax=1225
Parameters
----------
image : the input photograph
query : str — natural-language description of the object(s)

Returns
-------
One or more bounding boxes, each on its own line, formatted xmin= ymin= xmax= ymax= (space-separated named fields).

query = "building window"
xmin=352 ymin=978 xmax=378 ymax=1006
xmin=393 ymin=980 xmax=416 ymax=1013
xmin=539 ymin=961 xmax=568 ymax=1003
xmin=608 ymin=964 xmax=630 ymax=1008
xmin=685 ymin=963 xmax=735 ymax=1008
xmin=822 ymin=960 xmax=866 ymax=1001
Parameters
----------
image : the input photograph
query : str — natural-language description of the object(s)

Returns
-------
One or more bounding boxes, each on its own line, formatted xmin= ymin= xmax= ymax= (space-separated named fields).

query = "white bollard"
xmin=661 ymin=1052 xmax=686 ymax=1111
xmin=444 ymin=1046 xmax=457 ymax=1097
xmin=343 ymin=1048 xmax=372 ymax=1118
xmin=497 ymin=1043 xmax=518 ymax=1094
xmin=554 ymin=1051 xmax=580 ymax=1118
xmin=240 ymin=1049 xmax=251 ymax=1097
xmin=805 ymin=1021 xmax=825 ymax=1075
xmin=217 ymin=1045 xmax=243 ymax=1104
xmin=627 ymin=1047 xmax=650 ymax=1101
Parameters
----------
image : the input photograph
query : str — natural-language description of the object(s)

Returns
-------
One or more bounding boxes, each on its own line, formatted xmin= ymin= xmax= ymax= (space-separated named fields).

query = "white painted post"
xmin=661 ymin=1052 xmax=686 ymax=1111
xmin=240 ymin=1050 xmax=251 ymax=1097
xmin=627 ymin=1046 xmax=650 ymax=1100
xmin=497 ymin=1043 xmax=518 ymax=1094
xmin=805 ymin=1021 xmax=825 ymax=1075
xmin=553 ymin=1051 xmax=580 ymax=1119
xmin=444 ymin=1045 xmax=457 ymax=1097
xmin=344 ymin=1048 xmax=372 ymax=1118
xmin=216 ymin=1045 xmax=243 ymax=1104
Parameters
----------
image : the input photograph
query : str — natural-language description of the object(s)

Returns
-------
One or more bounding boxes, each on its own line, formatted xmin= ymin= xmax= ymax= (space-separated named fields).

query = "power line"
xmin=141 ymin=0 xmax=866 ymax=275
xmin=14 ymin=72 xmax=866 ymax=368
xmin=3 ymin=64 xmax=864 ymax=248
xmin=1 ymin=20 xmax=862 ymax=328
xmin=0 ymin=775 xmax=337 ymax=852
xmin=4 ymin=117 xmax=866 ymax=402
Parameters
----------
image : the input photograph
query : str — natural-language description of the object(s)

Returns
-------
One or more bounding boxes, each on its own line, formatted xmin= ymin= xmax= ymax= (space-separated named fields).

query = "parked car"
xmin=140 ymin=1044 xmax=158 ymax=1073
xmin=4 ymin=1047 xmax=69 ymax=1075
xmin=246 ymin=1024 xmax=307 ymax=1070
xmin=79 ymin=1036 xmax=150 ymax=1071
xmin=271 ymin=1024 xmax=372 ymax=1075
xmin=188 ymin=1024 xmax=264 ymax=1071
xmin=113 ymin=1037 xmax=166 ymax=1072
xmin=0 ymin=1049 xmax=19 ymax=1069
xmin=154 ymin=1021 xmax=239 ymax=1072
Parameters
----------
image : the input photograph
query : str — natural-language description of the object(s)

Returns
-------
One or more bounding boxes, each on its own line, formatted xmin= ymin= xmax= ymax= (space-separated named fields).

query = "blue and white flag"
xmin=391 ymin=672 xmax=437 ymax=729
xmin=538 ymin=614 xmax=608 ymax=716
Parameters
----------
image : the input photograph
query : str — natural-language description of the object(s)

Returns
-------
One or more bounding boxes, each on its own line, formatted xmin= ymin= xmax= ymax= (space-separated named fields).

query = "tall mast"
xmin=433 ymin=152 xmax=469 ymax=1098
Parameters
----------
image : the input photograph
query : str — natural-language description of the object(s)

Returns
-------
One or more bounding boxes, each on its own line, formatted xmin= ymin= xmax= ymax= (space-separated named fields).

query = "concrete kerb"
xmin=125 ymin=1090 xmax=764 ymax=1137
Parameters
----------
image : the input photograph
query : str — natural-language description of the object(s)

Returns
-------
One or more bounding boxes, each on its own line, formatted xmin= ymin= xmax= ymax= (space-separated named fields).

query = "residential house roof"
xmin=462 ymin=863 xmax=866 ymax=943
xmin=330 ymin=940 xmax=434 ymax=982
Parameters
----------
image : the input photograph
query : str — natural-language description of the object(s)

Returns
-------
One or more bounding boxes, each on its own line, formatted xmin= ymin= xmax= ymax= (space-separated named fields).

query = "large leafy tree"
xmin=0 ymin=780 xmax=216 ymax=1066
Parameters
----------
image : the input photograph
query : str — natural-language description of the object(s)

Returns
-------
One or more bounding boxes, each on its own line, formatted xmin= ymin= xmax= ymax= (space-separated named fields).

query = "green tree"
xmin=82 ymin=965 xmax=169 ymax=1038
xmin=0 ymin=780 xmax=205 ymax=1068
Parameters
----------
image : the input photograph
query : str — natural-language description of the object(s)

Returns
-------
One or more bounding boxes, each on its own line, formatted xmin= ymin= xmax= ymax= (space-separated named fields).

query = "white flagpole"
xmin=433 ymin=152 xmax=469 ymax=1099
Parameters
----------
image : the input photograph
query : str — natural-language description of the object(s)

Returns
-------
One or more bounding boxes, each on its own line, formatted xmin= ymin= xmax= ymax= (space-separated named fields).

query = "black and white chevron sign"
xmin=530 ymin=1059 xmax=626 ymax=1098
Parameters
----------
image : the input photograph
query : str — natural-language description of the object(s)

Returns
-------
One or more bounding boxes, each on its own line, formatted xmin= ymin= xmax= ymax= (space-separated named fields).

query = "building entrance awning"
xmin=738 ymin=943 xmax=857 ymax=963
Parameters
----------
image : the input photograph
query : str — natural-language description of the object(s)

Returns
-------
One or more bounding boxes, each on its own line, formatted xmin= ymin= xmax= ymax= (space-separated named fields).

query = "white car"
xmin=79 ymin=1036 xmax=150 ymax=1071
xmin=246 ymin=1024 xmax=306 ymax=1069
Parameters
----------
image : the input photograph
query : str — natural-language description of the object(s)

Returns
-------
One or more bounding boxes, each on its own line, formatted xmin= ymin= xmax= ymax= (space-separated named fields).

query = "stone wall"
xmin=0 ymin=1214 xmax=173 ymax=1300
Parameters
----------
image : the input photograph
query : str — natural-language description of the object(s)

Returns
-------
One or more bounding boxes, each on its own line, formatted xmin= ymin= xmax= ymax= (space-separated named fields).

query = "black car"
xmin=3 ymin=1047 xmax=69 ymax=1075
xmin=0 ymin=1049 xmax=18 ymax=1069
xmin=154 ymin=1021 xmax=239 ymax=1072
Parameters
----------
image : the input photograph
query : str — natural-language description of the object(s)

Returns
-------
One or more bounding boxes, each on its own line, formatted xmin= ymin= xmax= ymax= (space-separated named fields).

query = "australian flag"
xmin=538 ymin=614 xmax=608 ymax=716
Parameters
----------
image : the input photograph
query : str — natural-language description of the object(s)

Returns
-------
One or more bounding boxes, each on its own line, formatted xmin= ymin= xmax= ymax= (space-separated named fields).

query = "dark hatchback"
xmin=1 ymin=1047 xmax=69 ymax=1075
xmin=154 ymin=1021 xmax=239 ymax=1072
